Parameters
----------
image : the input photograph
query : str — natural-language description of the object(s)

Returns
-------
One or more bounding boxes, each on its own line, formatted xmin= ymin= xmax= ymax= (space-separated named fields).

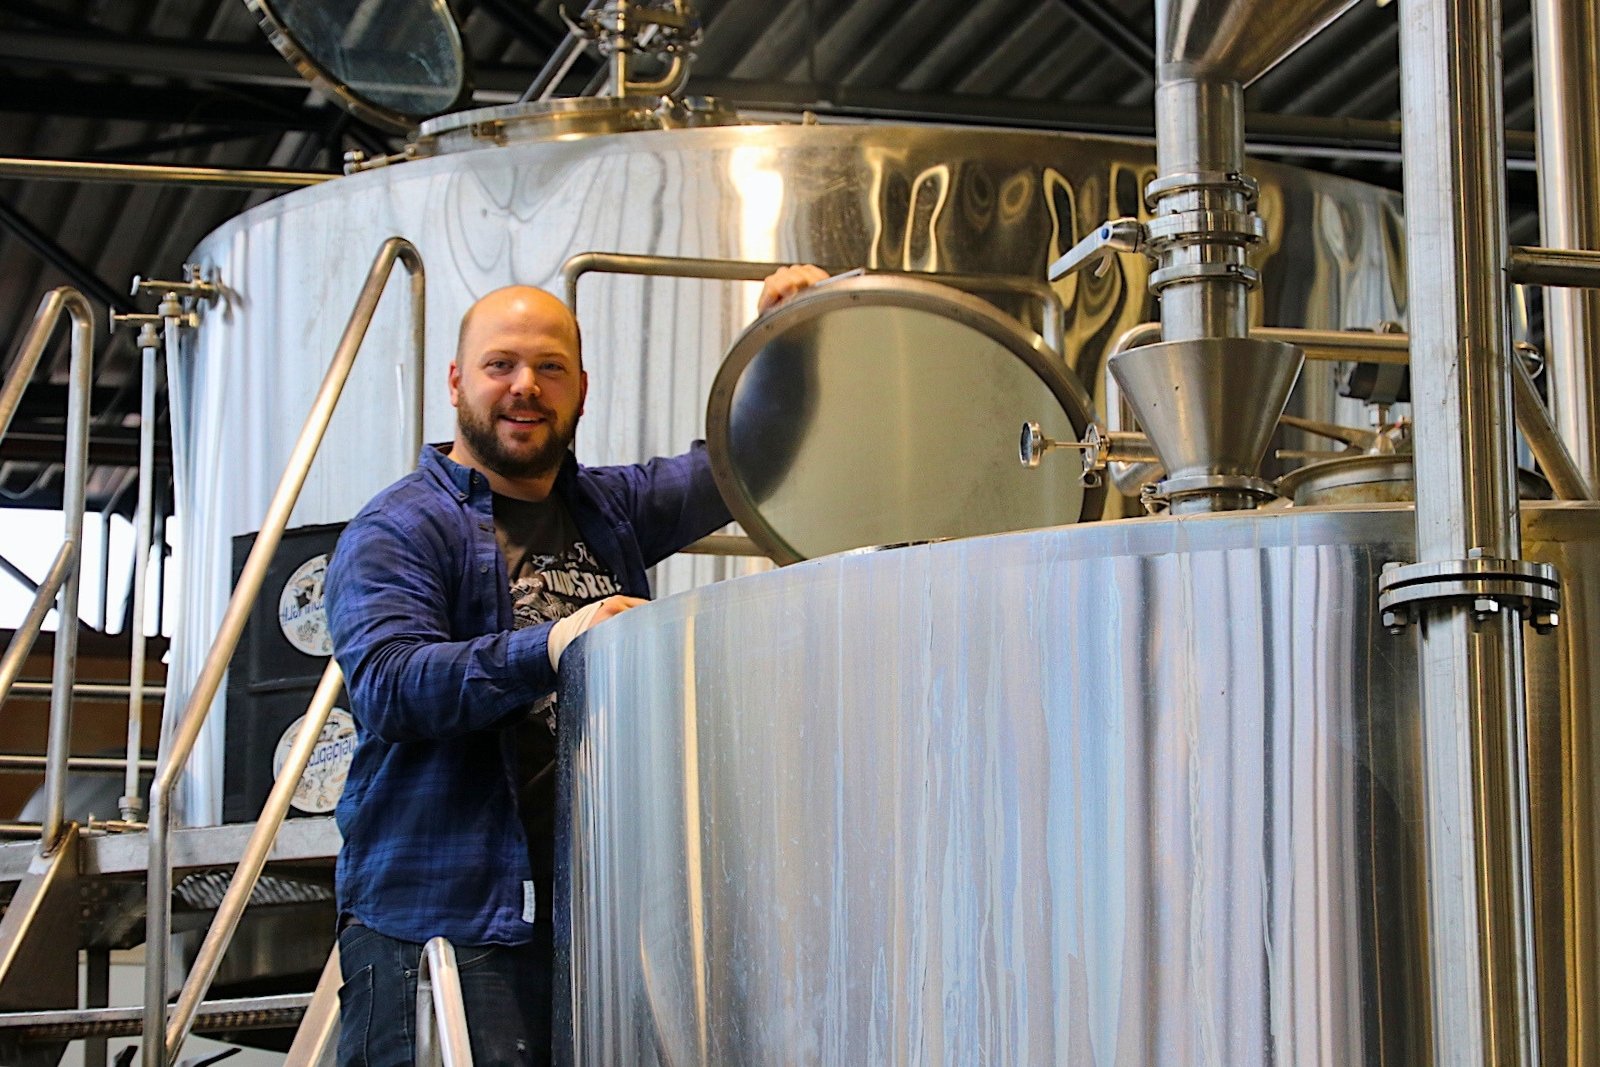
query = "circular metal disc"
xmin=245 ymin=0 xmax=470 ymax=133
xmin=706 ymin=273 xmax=1102 ymax=564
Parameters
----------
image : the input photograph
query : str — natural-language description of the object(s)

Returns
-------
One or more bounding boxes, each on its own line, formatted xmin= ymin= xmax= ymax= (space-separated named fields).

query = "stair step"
xmin=0 ymin=818 xmax=342 ymax=884
xmin=0 ymin=993 xmax=311 ymax=1042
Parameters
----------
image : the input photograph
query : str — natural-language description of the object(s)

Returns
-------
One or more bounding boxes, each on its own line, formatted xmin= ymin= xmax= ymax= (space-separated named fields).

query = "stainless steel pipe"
xmin=1529 ymin=0 xmax=1600 ymax=485
xmin=123 ymin=333 xmax=159 ymax=821
xmin=1399 ymin=0 xmax=1540 ymax=1059
xmin=560 ymin=251 xmax=1069 ymax=356
xmin=0 ymin=157 xmax=332 ymax=190
xmin=142 ymin=238 xmax=424 ymax=1067
xmin=1507 ymin=246 xmax=1600 ymax=289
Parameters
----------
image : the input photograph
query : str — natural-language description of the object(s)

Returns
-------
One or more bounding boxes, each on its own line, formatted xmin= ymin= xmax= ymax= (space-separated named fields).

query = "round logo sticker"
xmin=273 ymin=708 xmax=358 ymax=813
xmin=278 ymin=553 xmax=331 ymax=656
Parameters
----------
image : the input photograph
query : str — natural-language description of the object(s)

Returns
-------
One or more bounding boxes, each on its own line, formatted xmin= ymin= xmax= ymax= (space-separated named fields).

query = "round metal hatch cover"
xmin=245 ymin=0 xmax=470 ymax=133
xmin=706 ymin=273 xmax=1101 ymax=564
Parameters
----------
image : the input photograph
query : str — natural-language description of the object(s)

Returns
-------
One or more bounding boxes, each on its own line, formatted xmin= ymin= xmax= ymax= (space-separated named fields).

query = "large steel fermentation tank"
xmin=558 ymin=500 xmax=1600 ymax=1064
xmin=169 ymin=118 xmax=1407 ymax=824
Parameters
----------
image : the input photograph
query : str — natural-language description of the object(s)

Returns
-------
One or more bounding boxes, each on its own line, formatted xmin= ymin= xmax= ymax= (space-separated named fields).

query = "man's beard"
xmin=457 ymin=400 xmax=578 ymax=480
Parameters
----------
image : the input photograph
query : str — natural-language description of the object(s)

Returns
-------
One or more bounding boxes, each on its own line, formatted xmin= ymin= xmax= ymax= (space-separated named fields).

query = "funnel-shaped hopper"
xmin=1109 ymin=337 xmax=1303 ymax=482
xmin=1158 ymin=0 xmax=1361 ymax=84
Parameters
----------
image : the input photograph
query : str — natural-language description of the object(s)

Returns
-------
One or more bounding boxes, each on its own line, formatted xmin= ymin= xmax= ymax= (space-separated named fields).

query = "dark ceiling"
xmin=0 ymin=0 xmax=1546 ymax=536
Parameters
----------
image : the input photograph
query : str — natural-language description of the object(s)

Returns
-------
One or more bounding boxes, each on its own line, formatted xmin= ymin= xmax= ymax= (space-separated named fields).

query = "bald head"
xmin=456 ymin=286 xmax=582 ymax=368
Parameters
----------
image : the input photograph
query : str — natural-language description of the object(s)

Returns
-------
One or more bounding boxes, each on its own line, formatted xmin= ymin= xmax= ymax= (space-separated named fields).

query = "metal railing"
xmin=0 ymin=287 xmax=96 ymax=854
xmin=142 ymin=236 xmax=425 ymax=1067
xmin=416 ymin=938 xmax=475 ymax=1067
xmin=560 ymin=250 xmax=1070 ymax=357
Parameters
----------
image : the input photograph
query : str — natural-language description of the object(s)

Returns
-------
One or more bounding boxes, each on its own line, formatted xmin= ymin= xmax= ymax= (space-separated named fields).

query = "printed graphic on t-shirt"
xmin=506 ymin=539 xmax=622 ymax=629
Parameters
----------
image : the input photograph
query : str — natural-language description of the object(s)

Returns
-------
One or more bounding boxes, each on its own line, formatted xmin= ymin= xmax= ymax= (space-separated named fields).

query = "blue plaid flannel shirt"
xmin=325 ymin=442 xmax=730 ymax=945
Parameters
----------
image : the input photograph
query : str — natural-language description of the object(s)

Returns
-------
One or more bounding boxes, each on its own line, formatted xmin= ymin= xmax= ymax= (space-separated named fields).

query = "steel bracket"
xmin=1378 ymin=554 xmax=1561 ymax=633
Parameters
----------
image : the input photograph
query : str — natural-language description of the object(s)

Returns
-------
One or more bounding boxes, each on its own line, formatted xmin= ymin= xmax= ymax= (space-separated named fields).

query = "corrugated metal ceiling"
xmin=0 ymin=0 xmax=1545 ymax=527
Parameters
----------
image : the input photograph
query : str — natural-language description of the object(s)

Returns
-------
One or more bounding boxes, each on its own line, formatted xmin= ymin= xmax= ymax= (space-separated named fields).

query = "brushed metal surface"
xmin=172 ymin=122 xmax=1407 ymax=827
xmin=706 ymin=273 xmax=1100 ymax=563
xmin=558 ymin=502 xmax=1600 ymax=1065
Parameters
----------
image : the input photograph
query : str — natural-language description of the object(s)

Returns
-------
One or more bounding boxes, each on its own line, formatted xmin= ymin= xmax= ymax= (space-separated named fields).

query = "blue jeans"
xmin=336 ymin=922 xmax=553 ymax=1067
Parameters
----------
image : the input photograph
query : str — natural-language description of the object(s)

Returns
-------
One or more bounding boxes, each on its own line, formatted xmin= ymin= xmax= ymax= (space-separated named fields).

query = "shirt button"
xmin=457 ymin=493 xmax=467 ymax=502
xmin=479 ymin=523 xmax=491 ymax=532
xmin=480 ymin=564 xmax=489 ymax=573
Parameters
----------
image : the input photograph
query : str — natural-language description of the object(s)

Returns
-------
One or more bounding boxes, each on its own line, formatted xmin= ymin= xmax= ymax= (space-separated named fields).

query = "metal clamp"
xmin=1047 ymin=218 xmax=1149 ymax=281
xmin=1144 ymin=170 xmax=1260 ymax=210
xmin=1148 ymin=261 xmax=1261 ymax=292
xmin=1378 ymin=553 xmax=1562 ymax=634
xmin=1141 ymin=473 xmax=1278 ymax=513
xmin=1143 ymin=210 xmax=1268 ymax=246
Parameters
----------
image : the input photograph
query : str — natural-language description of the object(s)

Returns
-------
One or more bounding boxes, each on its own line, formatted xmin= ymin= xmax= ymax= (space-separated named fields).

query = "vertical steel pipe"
xmin=121 ymin=332 xmax=160 ymax=820
xmin=142 ymin=237 xmax=424 ymax=1067
xmin=1399 ymin=0 xmax=1539 ymax=1060
xmin=1530 ymin=0 xmax=1600 ymax=482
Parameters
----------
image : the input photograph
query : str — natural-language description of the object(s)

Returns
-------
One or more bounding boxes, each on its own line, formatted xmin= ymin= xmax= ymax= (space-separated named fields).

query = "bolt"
xmin=1382 ymin=609 xmax=1406 ymax=634
xmin=1532 ymin=611 xmax=1560 ymax=635
xmin=1471 ymin=597 xmax=1502 ymax=623
xmin=1467 ymin=547 xmax=1490 ymax=560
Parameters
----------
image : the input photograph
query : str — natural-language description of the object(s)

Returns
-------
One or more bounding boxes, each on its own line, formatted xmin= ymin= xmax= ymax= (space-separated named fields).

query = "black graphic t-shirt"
xmin=493 ymin=492 xmax=622 ymax=923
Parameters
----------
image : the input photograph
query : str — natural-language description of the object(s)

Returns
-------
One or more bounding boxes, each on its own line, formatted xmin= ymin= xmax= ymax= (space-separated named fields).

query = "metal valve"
xmin=1047 ymin=218 xmax=1149 ymax=282
xmin=1021 ymin=421 xmax=1161 ymax=490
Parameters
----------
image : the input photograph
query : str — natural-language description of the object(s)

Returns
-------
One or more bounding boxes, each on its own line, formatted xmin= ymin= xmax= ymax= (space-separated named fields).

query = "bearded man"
xmin=323 ymin=270 xmax=825 ymax=1067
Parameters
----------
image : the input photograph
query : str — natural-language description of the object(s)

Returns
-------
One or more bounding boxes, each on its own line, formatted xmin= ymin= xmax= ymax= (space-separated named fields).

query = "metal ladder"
xmin=0 ymin=237 xmax=471 ymax=1067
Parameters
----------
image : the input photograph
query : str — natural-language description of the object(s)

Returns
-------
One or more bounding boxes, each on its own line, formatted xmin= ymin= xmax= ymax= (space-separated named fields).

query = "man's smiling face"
xmin=448 ymin=287 xmax=588 ymax=487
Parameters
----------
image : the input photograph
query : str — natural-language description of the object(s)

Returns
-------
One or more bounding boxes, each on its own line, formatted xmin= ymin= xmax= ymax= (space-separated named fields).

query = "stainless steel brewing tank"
xmin=558 ymin=501 xmax=1600 ymax=1065
xmin=171 ymin=120 xmax=1405 ymax=823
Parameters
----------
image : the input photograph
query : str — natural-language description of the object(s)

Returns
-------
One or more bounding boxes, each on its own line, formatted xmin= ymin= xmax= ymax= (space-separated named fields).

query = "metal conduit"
xmin=142 ymin=237 xmax=425 ymax=1067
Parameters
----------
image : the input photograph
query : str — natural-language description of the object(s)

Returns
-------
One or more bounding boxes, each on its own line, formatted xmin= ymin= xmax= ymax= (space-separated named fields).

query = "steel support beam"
xmin=0 ymin=429 xmax=172 ymax=471
xmin=1398 ymin=0 xmax=1541 ymax=1061
xmin=0 ymin=198 xmax=134 ymax=315
xmin=1052 ymin=0 xmax=1157 ymax=73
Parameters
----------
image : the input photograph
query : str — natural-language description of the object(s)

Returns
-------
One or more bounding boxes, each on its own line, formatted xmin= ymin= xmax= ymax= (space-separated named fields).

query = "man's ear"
xmin=579 ymin=368 xmax=589 ymax=416
xmin=447 ymin=360 xmax=461 ymax=407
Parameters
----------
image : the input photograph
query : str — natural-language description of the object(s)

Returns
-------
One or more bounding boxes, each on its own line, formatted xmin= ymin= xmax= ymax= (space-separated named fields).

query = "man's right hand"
xmin=547 ymin=595 xmax=648 ymax=669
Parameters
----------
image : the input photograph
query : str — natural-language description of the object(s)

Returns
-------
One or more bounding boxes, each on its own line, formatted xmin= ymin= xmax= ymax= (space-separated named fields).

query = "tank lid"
xmin=244 ymin=0 xmax=471 ymax=134
xmin=705 ymin=273 xmax=1103 ymax=565
xmin=411 ymin=96 xmax=739 ymax=154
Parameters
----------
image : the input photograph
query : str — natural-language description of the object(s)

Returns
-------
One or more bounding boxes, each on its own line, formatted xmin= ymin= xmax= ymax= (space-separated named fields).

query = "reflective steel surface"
xmin=174 ymin=121 xmax=1407 ymax=822
xmin=707 ymin=273 xmax=1099 ymax=562
xmin=559 ymin=502 xmax=1600 ymax=1065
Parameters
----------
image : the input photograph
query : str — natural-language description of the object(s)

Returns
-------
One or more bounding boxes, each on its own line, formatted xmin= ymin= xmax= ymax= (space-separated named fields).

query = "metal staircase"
xmin=0 ymin=239 xmax=477 ymax=1067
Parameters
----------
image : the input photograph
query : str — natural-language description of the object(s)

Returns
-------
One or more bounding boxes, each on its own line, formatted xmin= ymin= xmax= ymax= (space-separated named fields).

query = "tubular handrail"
xmin=143 ymin=236 xmax=425 ymax=1067
xmin=0 ymin=287 xmax=96 ymax=855
xmin=1105 ymin=322 xmax=1595 ymax=501
xmin=416 ymin=938 xmax=475 ymax=1067
xmin=560 ymin=250 xmax=1069 ymax=356
xmin=163 ymin=660 xmax=343 ymax=1060
xmin=0 ymin=543 xmax=75 ymax=710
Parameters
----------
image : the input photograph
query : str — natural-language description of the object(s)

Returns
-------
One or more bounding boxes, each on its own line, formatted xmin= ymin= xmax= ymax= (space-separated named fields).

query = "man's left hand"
xmin=757 ymin=264 xmax=830 ymax=315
